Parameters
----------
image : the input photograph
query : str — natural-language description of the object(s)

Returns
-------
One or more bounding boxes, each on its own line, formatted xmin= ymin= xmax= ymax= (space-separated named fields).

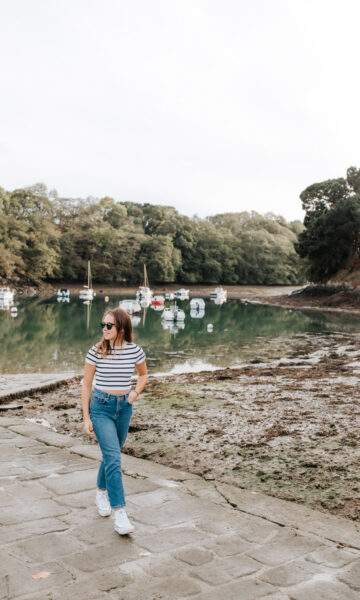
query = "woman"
xmin=82 ymin=307 xmax=147 ymax=535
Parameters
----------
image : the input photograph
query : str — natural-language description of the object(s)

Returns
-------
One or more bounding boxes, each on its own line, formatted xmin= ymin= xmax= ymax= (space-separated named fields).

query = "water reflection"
xmin=190 ymin=308 xmax=205 ymax=319
xmin=0 ymin=295 xmax=360 ymax=374
xmin=161 ymin=320 xmax=186 ymax=335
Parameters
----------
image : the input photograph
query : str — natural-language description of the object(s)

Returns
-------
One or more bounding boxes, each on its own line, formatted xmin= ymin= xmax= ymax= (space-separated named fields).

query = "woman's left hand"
xmin=127 ymin=391 xmax=138 ymax=404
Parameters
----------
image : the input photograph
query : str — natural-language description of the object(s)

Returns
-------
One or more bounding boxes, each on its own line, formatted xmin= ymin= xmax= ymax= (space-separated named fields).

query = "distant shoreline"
xmin=6 ymin=281 xmax=360 ymax=314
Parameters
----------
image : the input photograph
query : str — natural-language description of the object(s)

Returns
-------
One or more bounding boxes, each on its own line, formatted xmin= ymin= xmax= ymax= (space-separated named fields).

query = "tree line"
xmin=295 ymin=166 xmax=360 ymax=283
xmin=0 ymin=183 xmax=303 ymax=285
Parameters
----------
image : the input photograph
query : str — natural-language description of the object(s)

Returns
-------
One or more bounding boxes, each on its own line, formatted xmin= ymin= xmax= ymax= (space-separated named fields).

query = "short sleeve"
xmin=85 ymin=346 xmax=98 ymax=366
xmin=135 ymin=346 xmax=146 ymax=365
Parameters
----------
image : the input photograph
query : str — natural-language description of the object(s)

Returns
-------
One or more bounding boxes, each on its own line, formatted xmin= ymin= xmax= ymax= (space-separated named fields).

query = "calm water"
xmin=0 ymin=295 xmax=359 ymax=375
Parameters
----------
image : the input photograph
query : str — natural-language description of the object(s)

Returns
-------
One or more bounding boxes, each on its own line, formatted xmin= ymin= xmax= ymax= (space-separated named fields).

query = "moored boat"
xmin=151 ymin=295 xmax=165 ymax=306
xmin=57 ymin=288 xmax=70 ymax=299
xmin=210 ymin=287 xmax=227 ymax=301
xmin=161 ymin=303 xmax=185 ymax=321
xmin=190 ymin=298 xmax=205 ymax=310
xmin=173 ymin=288 xmax=189 ymax=300
xmin=79 ymin=261 xmax=96 ymax=300
xmin=119 ymin=299 xmax=141 ymax=314
xmin=136 ymin=265 xmax=153 ymax=301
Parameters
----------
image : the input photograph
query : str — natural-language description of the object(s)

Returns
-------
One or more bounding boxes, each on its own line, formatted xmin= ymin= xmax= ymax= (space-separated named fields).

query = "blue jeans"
xmin=89 ymin=388 xmax=133 ymax=509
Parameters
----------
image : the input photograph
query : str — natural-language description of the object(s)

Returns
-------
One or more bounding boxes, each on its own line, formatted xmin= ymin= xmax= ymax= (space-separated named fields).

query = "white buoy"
xmin=207 ymin=323 xmax=213 ymax=332
xmin=10 ymin=307 xmax=18 ymax=318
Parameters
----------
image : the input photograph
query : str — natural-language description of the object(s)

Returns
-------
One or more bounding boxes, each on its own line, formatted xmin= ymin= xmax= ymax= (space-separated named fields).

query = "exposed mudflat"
xmin=5 ymin=331 xmax=360 ymax=522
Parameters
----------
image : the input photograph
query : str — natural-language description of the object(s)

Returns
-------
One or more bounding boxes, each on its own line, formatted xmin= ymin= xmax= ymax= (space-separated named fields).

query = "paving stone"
xmin=39 ymin=467 xmax=99 ymax=494
xmin=0 ymin=517 xmax=68 ymax=544
xmin=288 ymin=577 xmax=360 ymax=600
xmin=0 ymin=428 xmax=22 ymax=439
xmin=193 ymin=578 xmax=274 ymax=600
xmin=108 ymin=574 xmax=202 ymax=600
xmin=247 ymin=535 xmax=321 ymax=566
xmin=2 ymin=479 xmax=52 ymax=501
xmin=305 ymin=546 xmax=359 ymax=568
xmin=0 ymin=560 xmax=73 ymax=599
xmin=0 ymin=548 xmax=24 ymax=575
xmin=127 ymin=486 xmax=179 ymax=507
xmin=61 ymin=540 xmax=139 ymax=572
xmin=216 ymin=482 xmax=360 ymax=549
xmin=338 ymin=560 xmax=360 ymax=591
xmin=10 ymin=424 xmax=76 ymax=447
xmin=195 ymin=513 xmax=251 ymax=537
xmin=205 ymin=533 xmax=254 ymax=556
xmin=123 ymin=474 xmax=160 ymax=495
xmin=11 ymin=531 xmax=85 ymax=562
xmin=0 ymin=417 xmax=23 ymax=427
xmin=94 ymin=567 xmax=135 ymax=591
xmin=236 ymin=517 xmax=283 ymax=544
xmin=0 ymin=498 xmax=69 ymax=524
xmin=51 ymin=578 xmax=109 ymax=599
xmin=137 ymin=555 xmax=186 ymax=579
xmin=134 ymin=497 xmax=212 ymax=528
xmin=174 ymin=547 xmax=214 ymax=566
xmin=135 ymin=526 xmax=206 ymax=553
xmin=6 ymin=593 xmax=53 ymax=600
xmin=190 ymin=554 xmax=262 ymax=585
xmin=70 ymin=443 xmax=102 ymax=461
xmin=260 ymin=561 xmax=317 ymax=586
xmin=122 ymin=453 xmax=200 ymax=482
xmin=0 ymin=463 xmax=30 ymax=477
xmin=71 ymin=513 xmax=118 ymax=544
xmin=262 ymin=593 xmax=291 ymax=600
xmin=59 ymin=488 xmax=94 ymax=509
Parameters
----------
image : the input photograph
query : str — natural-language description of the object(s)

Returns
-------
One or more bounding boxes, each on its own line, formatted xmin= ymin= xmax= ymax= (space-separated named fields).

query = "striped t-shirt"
xmin=85 ymin=342 xmax=146 ymax=391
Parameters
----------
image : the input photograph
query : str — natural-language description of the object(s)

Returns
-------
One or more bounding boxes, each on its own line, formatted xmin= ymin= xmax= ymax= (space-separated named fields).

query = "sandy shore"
xmin=4 ymin=330 xmax=359 ymax=522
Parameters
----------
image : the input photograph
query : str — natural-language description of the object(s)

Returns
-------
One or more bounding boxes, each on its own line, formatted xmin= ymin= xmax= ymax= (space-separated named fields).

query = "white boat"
xmin=161 ymin=304 xmax=185 ymax=321
xmin=136 ymin=264 xmax=153 ymax=301
xmin=139 ymin=297 xmax=151 ymax=308
xmin=0 ymin=287 xmax=14 ymax=302
xmin=79 ymin=261 xmax=96 ymax=300
xmin=190 ymin=298 xmax=205 ymax=310
xmin=210 ymin=287 xmax=227 ymax=301
xmin=173 ymin=288 xmax=189 ymax=300
xmin=165 ymin=292 xmax=175 ymax=300
xmin=57 ymin=288 xmax=70 ymax=298
xmin=119 ymin=299 xmax=141 ymax=314
xmin=151 ymin=295 xmax=165 ymax=306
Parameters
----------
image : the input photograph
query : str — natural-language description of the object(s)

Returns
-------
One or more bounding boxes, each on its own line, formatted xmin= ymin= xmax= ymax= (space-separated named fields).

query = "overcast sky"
xmin=1 ymin=0 xmax=359 ymax=222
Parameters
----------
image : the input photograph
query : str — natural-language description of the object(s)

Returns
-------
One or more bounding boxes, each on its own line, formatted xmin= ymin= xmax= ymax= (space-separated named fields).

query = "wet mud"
xmin=7 ymin=331 xmax=360 ymax=522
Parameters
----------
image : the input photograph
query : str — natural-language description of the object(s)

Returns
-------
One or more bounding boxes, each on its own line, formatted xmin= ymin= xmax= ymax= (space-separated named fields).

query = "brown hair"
xmin=96 ymin=308 xmax=133 ymax=358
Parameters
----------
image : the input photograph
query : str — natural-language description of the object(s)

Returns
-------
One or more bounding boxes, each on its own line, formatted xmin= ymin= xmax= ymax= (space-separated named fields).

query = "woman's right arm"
xmin=82 ymin=362 xmax=96 ymax=436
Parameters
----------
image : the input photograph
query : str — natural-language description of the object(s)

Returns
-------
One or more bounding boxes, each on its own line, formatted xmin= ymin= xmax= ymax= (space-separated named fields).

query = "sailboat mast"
xmin=144 ymin=264 xmax=148 ymax=287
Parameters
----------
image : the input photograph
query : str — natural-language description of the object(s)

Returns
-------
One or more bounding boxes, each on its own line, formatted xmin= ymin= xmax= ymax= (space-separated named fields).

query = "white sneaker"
xmin=114 ymin=509 xmax=134 ymax=535
xmin=96 ymin=490 xmax=112 ymax=517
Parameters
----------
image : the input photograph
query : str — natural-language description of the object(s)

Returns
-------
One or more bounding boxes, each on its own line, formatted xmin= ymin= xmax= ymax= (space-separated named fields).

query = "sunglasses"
xmin=100 ymin=322 xmax=116 ymax=330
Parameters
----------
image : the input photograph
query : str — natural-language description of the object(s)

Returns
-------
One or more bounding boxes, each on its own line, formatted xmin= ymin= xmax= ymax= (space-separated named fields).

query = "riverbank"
xmin=3 ymin=331 xmax=359 ymax=523
xmin=256 ymin=285 xmax=360 ymax=315
xmin=5 ymin=279 xmax=360 ymax=314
